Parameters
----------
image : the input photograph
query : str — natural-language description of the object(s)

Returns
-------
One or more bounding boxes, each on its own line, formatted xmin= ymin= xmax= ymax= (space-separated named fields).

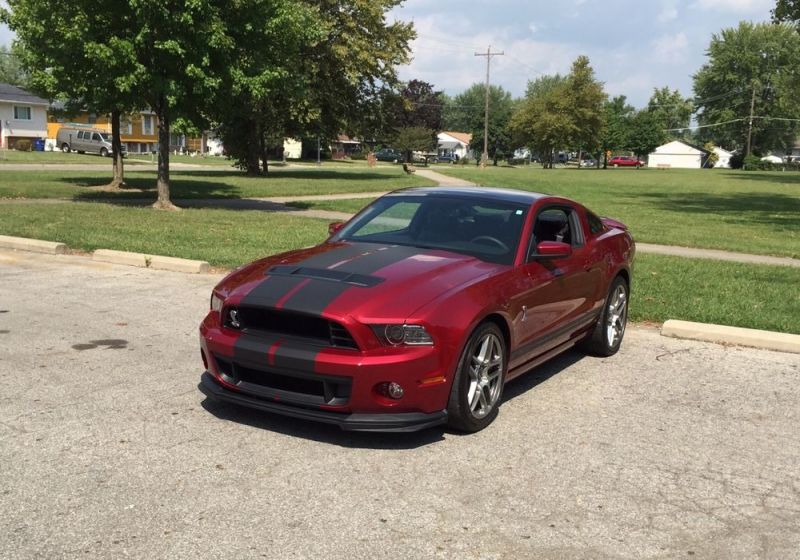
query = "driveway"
xmin=1 ymin=250 xmax=798 ymax=559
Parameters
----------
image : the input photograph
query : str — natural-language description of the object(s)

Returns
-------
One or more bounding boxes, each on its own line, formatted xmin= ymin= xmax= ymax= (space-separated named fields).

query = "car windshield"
xmin=336 ymin=195 xmax=529 ymax=265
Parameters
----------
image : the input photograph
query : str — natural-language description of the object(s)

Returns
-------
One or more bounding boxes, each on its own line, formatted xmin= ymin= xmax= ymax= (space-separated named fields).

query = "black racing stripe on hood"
xmin=238 ymin=275 xmax=308 ymax=308
xmin=280 ymin=244 xmax=422 ymax=315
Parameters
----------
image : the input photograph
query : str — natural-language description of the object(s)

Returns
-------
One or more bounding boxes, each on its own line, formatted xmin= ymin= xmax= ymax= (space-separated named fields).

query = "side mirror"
xmin=532 ymin=241 xmax=572 ymax=259
xmin=328 ymin=221 xmax=345 ymax=235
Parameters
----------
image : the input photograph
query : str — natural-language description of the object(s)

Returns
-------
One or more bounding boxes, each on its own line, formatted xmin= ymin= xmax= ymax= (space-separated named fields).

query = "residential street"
xmin=1 ymin=250 xmax=799 ymax=559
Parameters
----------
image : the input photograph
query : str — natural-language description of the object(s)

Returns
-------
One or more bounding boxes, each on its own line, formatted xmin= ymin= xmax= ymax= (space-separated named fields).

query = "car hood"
xmin=218 ymin=242 xmax=504 ymax=321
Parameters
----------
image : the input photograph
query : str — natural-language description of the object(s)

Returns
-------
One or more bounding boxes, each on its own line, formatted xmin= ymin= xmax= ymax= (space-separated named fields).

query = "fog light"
xmin=377 ymin=381 xmax=405 ymax=400
xmin=387 ymin=382 xmax=404 ymax=399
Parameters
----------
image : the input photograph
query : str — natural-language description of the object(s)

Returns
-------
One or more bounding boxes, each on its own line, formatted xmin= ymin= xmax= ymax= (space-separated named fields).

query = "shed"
xmin=647 ymin=140 xmax=705 ymax=169
xmin=712 ymin=147 xmax=734 ymax=169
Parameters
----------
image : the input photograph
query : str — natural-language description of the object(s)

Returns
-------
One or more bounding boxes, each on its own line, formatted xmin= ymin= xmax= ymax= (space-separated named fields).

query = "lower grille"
xmin=213 ymin=355 xmax=350 ymax=407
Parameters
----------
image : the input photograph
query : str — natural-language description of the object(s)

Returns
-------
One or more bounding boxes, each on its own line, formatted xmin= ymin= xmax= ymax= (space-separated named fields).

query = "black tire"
xmin=61 ymin=143 xmax=70 ymax=153
xmin=447 ymin=322 xmax=507 ymax=433
xmin=100 ymin=147 xmax=108 ymax=157
xmin=580 ymin=276 xmax=629 ymax=357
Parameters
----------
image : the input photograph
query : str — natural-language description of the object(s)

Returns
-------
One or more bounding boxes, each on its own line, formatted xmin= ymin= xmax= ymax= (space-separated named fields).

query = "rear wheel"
xmin=447 ymin=323 xmax=507 ymax=432
xmin=580 ymin=276 xmax=628 ymax=357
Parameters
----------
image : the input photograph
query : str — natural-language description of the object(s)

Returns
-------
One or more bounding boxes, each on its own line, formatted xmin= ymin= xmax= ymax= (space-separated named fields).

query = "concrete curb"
xmin=661 ymin=319 xmax=800 ymax=354
xmin=92 ymin=249 xmax=210 ymax=273
xmin=0 ymin=235 xmax=67 ymax=255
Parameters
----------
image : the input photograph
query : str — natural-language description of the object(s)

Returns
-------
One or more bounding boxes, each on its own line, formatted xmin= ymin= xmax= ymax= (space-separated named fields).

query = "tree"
xmin=601 ymin=95 xmax=635 ymax=168
xmin=565 ymin=56 xmax=606 ymax=159
xmin=704 ymin=141 xmax=719 ymax=167
xmin=447 ymin=83 xmax=516 ymax=165
xmin=647 ymin=86 xmax=693 ymax=139
xmin=0 ymin=44 xmax=27 ymax=86
xmin=773 ymin=0 xmax=800 ymax=23
xmin=626 ymin=110 xmax=666 ymax=160
xmin=386 ymin=79 xmax=444 ymax=162
xmin=3 ymin=2 xmax=140 ymax=189
xmin=693 ymin=22 xmax=800 ymax=154
xmin=510 ymin=56 xmax=605 ymax=168
xmin=215 ymin=0 xmax=414 ymax=174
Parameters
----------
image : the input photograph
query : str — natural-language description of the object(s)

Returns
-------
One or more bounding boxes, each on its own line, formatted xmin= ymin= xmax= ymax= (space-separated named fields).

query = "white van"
xmin=56 ymin=126 xmax=127 ymax=157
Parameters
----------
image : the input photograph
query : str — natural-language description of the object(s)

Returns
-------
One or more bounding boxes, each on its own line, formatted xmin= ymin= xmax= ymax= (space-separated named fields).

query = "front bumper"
xmin=200 ymin=372 xmax=447 ymax=432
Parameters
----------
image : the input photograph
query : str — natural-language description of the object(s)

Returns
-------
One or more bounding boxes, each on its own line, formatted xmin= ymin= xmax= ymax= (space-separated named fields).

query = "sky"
xmin=389 ymin=0 xmax=776 ymax=107
xmin=1 ymin=0 xmax=776 ymax=108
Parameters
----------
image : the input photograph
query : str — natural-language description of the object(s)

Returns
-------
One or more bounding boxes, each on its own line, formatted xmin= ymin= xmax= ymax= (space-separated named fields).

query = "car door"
xmin=510 ymin=204 xmax=596 ymax=368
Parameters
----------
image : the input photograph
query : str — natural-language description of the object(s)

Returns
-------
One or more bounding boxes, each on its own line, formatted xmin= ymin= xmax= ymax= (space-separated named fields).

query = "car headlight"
xmin=210 ymin=292 xmax=223 ymax=312
xmin=371 ymin=324 xmax=434 ymax=346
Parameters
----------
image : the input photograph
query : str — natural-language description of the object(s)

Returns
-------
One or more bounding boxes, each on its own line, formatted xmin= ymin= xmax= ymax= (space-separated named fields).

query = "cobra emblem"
xmin=228 ymin=309 xmax=241 ymax=329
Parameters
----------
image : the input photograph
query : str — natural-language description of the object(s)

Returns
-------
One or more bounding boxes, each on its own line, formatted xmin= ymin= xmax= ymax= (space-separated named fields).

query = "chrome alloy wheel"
xmin=467 ymin=333 xmax=504 ymax=419
xmin=605 ymin=283 xmax=628 ymax=347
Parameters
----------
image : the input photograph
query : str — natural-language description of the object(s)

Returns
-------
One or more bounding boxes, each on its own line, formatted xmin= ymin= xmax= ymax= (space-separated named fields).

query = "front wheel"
xmin=447 ymin=322 xmax=507 ymax=432
xmin=580 ymin=276 xmax=629 ymax=357
xmin=61 ymin=143 xmax=70 ymax=153
xmin=100 ymin=147 xmax=108 ymax=157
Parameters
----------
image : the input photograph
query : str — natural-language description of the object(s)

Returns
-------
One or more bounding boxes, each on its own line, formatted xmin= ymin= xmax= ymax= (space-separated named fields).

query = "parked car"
xmin=374 ymin=148 xmax=403 ymax=162
xmin=760 ymin=155 xmax=784 ymax=164
xmin=56 ymin=126 xmax=126 ymax=157
xmin=608 ymin=155 xmax=642 ymax=168
xmin=437 ymin=154 xmax=459 ymax=164
xmin=199 ymin=187 xmax=634 ymax=433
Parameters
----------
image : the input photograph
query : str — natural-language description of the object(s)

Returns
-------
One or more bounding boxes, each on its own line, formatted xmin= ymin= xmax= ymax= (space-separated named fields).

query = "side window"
xmin=92 ymin=133 xmax=102 ymax=142
xmin=587 ymin=212 xmax=605 ymax=236
xmin=530 ymin=207 xmax=584 ymax=255
xmin=77 ymin=131 xmax=84 ymax=140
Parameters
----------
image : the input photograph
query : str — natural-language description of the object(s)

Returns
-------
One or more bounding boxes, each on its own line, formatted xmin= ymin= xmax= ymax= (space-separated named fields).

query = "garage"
xmin=648 ymin=140 xmax=706 ymax=169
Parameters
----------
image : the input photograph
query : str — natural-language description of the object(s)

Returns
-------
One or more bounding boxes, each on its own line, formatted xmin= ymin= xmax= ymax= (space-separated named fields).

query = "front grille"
xmin=213 ymin=355 xmax=351 ymax=406
xmin=224 ymin=306 xmax=358 ymax=350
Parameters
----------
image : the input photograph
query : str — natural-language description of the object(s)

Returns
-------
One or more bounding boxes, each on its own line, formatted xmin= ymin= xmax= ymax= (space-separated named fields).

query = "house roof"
xmin=0 ymin=83 xmax=49 ymax=106
xmin=440 ymin=131 xmax=472 ymax=145
xmin=336 ymin=134 xmax=361 ymax=144
xmin=652 ymin=140 xmax=708 ymax=156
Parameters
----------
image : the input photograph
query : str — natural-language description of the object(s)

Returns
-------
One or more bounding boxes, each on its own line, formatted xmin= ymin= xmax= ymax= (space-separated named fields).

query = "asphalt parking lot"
xmin=1 ymin=250 xmax=798 ymax=559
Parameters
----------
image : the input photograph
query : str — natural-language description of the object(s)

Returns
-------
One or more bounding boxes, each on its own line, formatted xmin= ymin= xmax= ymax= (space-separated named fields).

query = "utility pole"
xmin=745 ymin=83 xmax=757 ymax=159
xmin=474 ymin=45 xmax=504 ymax=168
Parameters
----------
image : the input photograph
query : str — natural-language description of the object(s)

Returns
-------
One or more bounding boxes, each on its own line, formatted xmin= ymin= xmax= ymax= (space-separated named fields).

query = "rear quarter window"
xmin=587 ymin=212 xmax=605 ymax=236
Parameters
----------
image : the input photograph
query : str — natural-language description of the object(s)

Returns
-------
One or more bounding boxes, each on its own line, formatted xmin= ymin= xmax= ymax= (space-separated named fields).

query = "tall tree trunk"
xmin=153 ymin=104 xmax=179 ymax=210
xmin=245 ymin=119 xmax=261 ymax=175
xmin=105 ymin=110 xmax=125 ymax=189
xmin=258 ymin=124 xmax=269 ymax=175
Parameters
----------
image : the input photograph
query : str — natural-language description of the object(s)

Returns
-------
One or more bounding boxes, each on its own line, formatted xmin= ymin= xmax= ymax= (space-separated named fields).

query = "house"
xmin=438 ymin=131 xmax=473 ymax=160
xmin=647 ymin=140 xmax=706 ymax=169
xmin=0 ymin=83 xmax=49 ymax=149
xmin=47 ymin=105 xmax=161 ymax=153
xmin=712 ymin=146 xmax=734 ymax=168
xmin=330 ymin=135 xmax=362 ymax=159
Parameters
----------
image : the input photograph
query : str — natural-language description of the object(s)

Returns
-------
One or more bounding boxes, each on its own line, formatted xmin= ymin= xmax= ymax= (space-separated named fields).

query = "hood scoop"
xmin=267 ymin=265 xmax=384 ymax=288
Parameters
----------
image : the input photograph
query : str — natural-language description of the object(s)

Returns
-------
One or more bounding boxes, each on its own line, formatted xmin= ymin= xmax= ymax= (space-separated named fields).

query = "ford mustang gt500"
xmin=199 ymin=187 xmax=634 ymax=432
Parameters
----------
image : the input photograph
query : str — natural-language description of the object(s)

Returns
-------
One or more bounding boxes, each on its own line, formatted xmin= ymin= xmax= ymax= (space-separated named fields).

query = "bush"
xmin=742 ymin=154 xmax=761 ymax=170
xmin=348 ymin=151 xmax=366 ymax=161
xmin=458 ymin=157 xmax=470 ymax=166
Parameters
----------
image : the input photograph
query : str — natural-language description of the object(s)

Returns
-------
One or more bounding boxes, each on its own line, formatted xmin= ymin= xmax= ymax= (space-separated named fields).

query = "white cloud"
xmin=658 ymin=1 xmax=679 ymax=23
xmin=691 ymin=0 xmax=772 ymax=13
xmin=650 ymin=32 xmax=690 ymax=64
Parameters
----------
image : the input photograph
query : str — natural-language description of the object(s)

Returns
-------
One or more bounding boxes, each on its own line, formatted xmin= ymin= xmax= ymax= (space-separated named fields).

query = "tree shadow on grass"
xmin=66 ymin=175 xmax=245 ymax=201
xmin=635 ymin=191 xmax=800 ymax=231
xmin=725 ymin=171 xmax=800 ymax=185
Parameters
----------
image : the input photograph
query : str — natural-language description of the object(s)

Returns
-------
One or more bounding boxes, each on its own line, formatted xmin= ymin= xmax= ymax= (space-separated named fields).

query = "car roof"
xmin=387 ymin=186 xmax=548 ymax=205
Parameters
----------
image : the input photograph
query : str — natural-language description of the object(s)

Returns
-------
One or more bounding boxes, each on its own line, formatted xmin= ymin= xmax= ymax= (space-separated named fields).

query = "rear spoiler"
xmin=601 ymin=217 xmax=628 ymax=231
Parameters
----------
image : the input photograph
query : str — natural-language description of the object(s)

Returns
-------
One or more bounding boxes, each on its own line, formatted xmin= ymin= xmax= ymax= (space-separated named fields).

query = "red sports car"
xmin=199 ymin=187 xmax=634 ymax=432
xmin=608 ymin=155 xmax=643 ymax=168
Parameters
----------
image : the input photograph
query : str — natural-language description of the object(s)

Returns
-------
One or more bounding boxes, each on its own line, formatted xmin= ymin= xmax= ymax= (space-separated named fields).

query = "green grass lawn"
xmin=1 ymin=201 xmax=798 ymax=333
xmin=0 ymin=150 xmax=150 ymax=165
xmin=297 ymin=167 xmax=800 ymax=258
xmin=0 ymin=166 xmax=434 ymax=200
xmin=632 ymin=254 xmax=800 ymax=334
xmin=0 ymin=202 xmax=328 ymax=269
